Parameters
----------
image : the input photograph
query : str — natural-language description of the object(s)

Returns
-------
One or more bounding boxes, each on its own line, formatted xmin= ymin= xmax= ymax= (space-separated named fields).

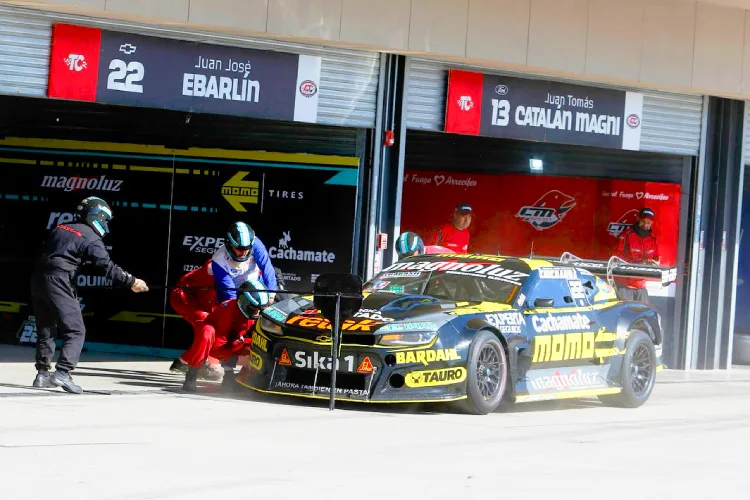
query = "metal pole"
xmin=329 ymin=293 xmax=341 ymax=411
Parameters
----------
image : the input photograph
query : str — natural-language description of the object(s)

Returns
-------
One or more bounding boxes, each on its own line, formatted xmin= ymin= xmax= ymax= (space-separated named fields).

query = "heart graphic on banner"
xmin=434 ymin=175 xmax=446 ymax=186
xmin=636 ymin=192 xmax=644 ymax=199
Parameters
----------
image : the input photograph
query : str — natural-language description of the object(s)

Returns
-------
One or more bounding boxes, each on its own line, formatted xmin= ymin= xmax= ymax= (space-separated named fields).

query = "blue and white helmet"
xmin=395 ymin=231 xmax=425 ymax=258
xmin=75 ymin=196 xmax=113 ymax=237
xmin=226 ymin=222 xmax=255 ymax=262
xmin=237 ymin=277 xmax=270 ymax=318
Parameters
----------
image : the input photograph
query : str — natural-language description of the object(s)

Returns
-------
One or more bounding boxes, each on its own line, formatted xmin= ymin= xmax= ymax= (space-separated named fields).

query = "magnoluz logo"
xmin=41 ymin=175 xmax=123 ymax=192
xmin=529 ymin=369 xmax=600 ymax=391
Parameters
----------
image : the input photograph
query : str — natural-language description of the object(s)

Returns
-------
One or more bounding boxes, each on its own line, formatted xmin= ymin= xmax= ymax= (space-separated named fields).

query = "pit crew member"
xmin=427 ymin=203 xmax=473 ymax=253
xmin=31 ymin=197 xmax=149 ymax=394
xmin=614 ymin=207 xmax=660 ymax=303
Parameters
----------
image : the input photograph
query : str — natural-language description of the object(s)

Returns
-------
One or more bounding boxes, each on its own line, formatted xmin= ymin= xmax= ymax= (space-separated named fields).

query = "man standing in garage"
xmin=427 ymin=203 xmax=473 ymax=254
xmin=31 ymin=196 xmax=149 ymax=393
xmin=614 ymin=207 xmax=660 ymax=303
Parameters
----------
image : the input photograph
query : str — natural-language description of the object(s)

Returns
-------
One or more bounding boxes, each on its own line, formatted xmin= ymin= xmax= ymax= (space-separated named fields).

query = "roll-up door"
xmin=743 ymin=101 xmax=750 ymax=165
xmin=0 ymin=5 xmax=380 ymax=128
xmin=406 ymin=57 xmax=703 ymax=157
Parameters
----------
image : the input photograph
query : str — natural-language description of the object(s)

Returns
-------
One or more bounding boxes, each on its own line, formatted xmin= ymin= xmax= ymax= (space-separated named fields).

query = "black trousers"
xmin=617 ymin=286 xmax=649 ymax=304
xmin=30 ymin=273 xmax=86 ymax=373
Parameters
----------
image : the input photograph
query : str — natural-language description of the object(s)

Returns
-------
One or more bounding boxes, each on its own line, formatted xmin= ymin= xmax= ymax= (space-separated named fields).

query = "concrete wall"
xmin=5 ymin=0 xmax=750 ymax=98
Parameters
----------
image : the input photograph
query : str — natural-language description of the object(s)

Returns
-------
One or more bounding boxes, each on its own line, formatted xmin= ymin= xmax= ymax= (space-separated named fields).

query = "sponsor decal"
xmin=278 ymin=348 xmax=292 ymax=366
xmin=272 ymin=381 xmax=368 ymax=397
xmin=529 ymin=368 xmax=601 ymax=391
xmin=595 ymin=276 xmax=616 ymax=295
xmin=532 ymin=328 xmax=621 ymax=363
xmin=17 ymin=316 xmax=38 ymax=344
xmin=248 ymin=351 xmax=263 ymax=371
xmin=567 ymin=279 xmax=587 ymax=300
xmin=47 ymin=212 xmax=76 ymax=229
xmin=532 ymin=313 xmax=591 ymax=333
xmin=457 ymin=95 xmax=475 ymax=111
xmin=406 ymin=367 xmax=467 ymax=388
xmin=538 ymin=267 xmax=577 ymax=280
xmin=251 ymin=332 xmax=268 ymax=352
xmin=380 ymin=272 xmax=424 ymax=278
xmin=281 ymin=271 xmax=301 ymax=283
xmin=517 ymin=190 xmax=576 ymax=231
xmin=292 ymin=350 xmax=359 ymax=372
xmin=607 ymin=208 xmax=639 ymax=238
xmin=299 ymin=80 xmax=318 ymax=97
xmin=41 ymin=175 xmax=123 ymax=192
xmin=404 ymin=173 xmax=478 ymax=188
xmin=221 ymin=171 xmax=260 ymax=212
xmin=64 ymin=53 xmax=88 ymax=72
xmin=366 ymin=280 xmax=390 ymax=291
xmin=183 ymin=236 xmax=225 ymax=254
xmin=353 ymin=308 xmax=394 ymax=322
xmin=269 ymin=231 xmax=336 ymax=264
xmin=626 ymin=114 xmax=641 ymax=128
xmin=395 ymin=348 xmax=461 ymax=366
xmin=263 ymin=306 xmax=288 ymax=323
xmin=357 ymin=357 xmax=374 ymax=374
xmin=382 ymin=260 xmax=528 ymax=286
xmin=76 ymin=275 xmax=113 ymax=288
xmin=485 ymin=312 xmax=524 ymax=334
xmin=285 ymin=315 xmax=381 ymax=332
xmin=378 ymin=322 xmax=438 ymax=333
xmin=267 ymin=189 xmax=304 ymax=200
xmin=183 ymin=264 xmax=201 ymax=272
xmin=516 ymin=293 xmax=526 ymax=307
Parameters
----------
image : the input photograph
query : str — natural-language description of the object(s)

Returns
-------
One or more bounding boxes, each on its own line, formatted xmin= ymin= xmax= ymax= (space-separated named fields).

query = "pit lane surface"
xmin=1 ymin=346 xmax=749 ymax=500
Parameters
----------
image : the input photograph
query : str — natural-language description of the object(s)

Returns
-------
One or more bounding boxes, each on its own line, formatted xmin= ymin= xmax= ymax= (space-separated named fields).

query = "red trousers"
xmin=170 ymin=288 xmax=219 ymax=366
xmin=181 ymin=322 xmax=254 ymax=368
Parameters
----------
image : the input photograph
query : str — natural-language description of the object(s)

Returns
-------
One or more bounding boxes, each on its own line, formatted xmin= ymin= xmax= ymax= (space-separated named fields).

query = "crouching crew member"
xmin=31 ymin=197 xmax=149 ymax=394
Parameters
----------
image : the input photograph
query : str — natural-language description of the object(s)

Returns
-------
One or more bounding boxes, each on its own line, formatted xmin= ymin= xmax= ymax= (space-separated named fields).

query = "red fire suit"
xmin=427 ymin=222 xmax=470 ymax=254
xmin=181 ymin=299 xmax=254 ymax=368
xmin=170 ymin=260 xmax=220 ymax=365
xmin=615 ymin=227 xmax=660 ymax=289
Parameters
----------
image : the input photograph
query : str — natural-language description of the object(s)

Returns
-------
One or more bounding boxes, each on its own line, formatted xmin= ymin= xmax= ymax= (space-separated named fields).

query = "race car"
xmin=236 ymin=253 xmax=669 ymax=414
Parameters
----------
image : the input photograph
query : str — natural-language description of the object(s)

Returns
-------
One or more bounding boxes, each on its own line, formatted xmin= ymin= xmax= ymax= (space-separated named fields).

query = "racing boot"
xmin=32 ymin=370 xmax=52 ymax=388
xmin=169 ymin=358 xmax=188 ymax=374
xmin=49 ymin=370 xmax=83 ymax=394
xmin=183 ymin=367 xmax=199 ymax=392
xmin=221 ymin=369 xmax=237 ymax=392
xmin=198 ymin=362 xmax=222 ymax=382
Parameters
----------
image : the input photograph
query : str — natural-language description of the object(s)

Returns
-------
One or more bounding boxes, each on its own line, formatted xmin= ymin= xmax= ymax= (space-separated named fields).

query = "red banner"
xmin=400 ymin=170 xmax=681 ymax=265
xmin=444 ymin=70 xmax=484 ymax=136
xmin=47 ymin=24 xmax=102 ymax=101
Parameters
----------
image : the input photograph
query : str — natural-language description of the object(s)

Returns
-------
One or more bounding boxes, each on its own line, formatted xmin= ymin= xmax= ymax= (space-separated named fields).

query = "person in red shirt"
xmin=168 ymin=260 xmax=222 ymax=380
xmin=614 ymin=207 xmax=660 ymax=303
xmin=427 ymin=203 xmax=473 ymax=254
xmin=182 ymin=278 xmax=270 ymax=392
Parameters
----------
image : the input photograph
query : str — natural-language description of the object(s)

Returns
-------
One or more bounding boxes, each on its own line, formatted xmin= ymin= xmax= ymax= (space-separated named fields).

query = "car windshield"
xmin=364 ymin=260 xmax=527 ymax=304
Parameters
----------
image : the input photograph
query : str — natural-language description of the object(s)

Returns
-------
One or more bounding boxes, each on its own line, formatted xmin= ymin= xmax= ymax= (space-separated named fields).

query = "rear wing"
xmin=554 ymin=252 xmax=678 ymax=287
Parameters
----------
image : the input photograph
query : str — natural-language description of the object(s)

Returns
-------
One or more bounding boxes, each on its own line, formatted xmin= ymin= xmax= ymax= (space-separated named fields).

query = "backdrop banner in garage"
xmin=0 ymin=138 xmax=358 ymax=350
xmin=444 ymin=69 xmax=644 ymax=151
xmin=47 ymin=23 xmax=322 ymax=123
xmin=400 ymin=169 xmax=680 ymax=266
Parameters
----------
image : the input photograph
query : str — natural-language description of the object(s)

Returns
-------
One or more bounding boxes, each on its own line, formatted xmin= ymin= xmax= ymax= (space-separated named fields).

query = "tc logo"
xmin=64 ymin=54 xmax=87 ymax=72
xmin=457 ymin=96 xmax=474 ymax=111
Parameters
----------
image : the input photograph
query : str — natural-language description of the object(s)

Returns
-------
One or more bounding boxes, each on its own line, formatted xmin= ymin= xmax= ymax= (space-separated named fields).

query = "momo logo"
xmin=183 ymin=236 xmax=225 ymax=254
xmin=457 ymin=95 xmax=474 ymax=111
xmin=64 ymin=54 xmax=87 ymax=72
xmin=221 ymin=172 xmax=260 ymax=212
xmin=608 ymin=209 xmax=639 ymax=238
xmin=269 ymin=231 xmax=336 ymax=264
xmin=41 ymin=175 xmax=123 ymax=192
xmin=517 ymin=190 xmax=576 ymax=231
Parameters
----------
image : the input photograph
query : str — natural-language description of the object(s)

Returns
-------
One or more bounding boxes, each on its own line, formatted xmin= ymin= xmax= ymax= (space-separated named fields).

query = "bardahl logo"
xmin=517 ymin=190 xmax=576 ymax=231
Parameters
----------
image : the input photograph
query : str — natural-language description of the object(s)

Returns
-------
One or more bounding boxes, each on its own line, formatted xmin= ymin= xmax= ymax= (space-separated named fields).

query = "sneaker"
xmin=198 ymin=363 xmax=222 ymax=382
xmin=221 ymin=370 xmax=236 ymax=392
xmin=170 ymin=358 xmax=188 ymax=373
xmin=33 ymin=372 xmax=52 ymax=388
xmin=183 ymin=367 xmax=199 ymax=392
xmin=49 ymin=370 xmax=83 ymax=394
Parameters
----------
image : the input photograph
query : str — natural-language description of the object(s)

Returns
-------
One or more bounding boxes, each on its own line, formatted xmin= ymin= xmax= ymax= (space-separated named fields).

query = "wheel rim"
xmin=629 ymin=344 xmax=653 ymax=397
xmin=476 ymin=344 xmax=505 ymax=400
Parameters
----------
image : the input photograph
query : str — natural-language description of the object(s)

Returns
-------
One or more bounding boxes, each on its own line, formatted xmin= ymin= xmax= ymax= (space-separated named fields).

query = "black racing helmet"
xmin=395 ymin=231 xmax=425 ymax=258
xmin=237 ymin=277 xmax=270 ymax=318
xmin=75 ymin=196 xmax=113 ymax=237
xmin=226 ymin=222 xmax=255 ymax=262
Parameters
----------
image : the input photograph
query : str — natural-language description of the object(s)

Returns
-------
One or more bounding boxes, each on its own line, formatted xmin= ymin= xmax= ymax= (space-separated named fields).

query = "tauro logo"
xmin=608 ymin=209 xmax=639 ymax=238
xmin=517 ymin=190 xmax=576 ymax=231
xmin=299 ymin=80 xmax=318 ymax=97
xmin=41 ymin=175 xmax=123 ymax=192
xmin=64 ymin=54 xmax=87 ymax=72
xmin=269 ymin=231 xmax=336 ymax=264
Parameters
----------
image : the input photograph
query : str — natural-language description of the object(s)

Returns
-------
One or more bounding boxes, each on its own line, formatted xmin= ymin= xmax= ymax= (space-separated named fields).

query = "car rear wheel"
xmin=599 ymin=329 xmax=656 ymax=408
xmin=459 ymin=331 xmax=508 ymax=415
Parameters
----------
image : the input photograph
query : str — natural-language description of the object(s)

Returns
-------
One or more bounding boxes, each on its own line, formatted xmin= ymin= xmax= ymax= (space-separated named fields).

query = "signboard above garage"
xmin=444 ymin=69 xmax=644 ymax=151
xmin=47 ymin=23 xmax=321 ymax=123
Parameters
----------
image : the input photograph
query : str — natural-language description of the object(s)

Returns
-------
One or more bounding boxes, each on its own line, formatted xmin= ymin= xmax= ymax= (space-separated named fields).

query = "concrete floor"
xmin=1 ymin=345 xmax=749 ymax=500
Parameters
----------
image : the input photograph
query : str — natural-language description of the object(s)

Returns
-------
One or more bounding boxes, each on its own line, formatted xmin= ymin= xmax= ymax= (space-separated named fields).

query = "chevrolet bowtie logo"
xmin=119 ymin=43 xmax=137 ymax=55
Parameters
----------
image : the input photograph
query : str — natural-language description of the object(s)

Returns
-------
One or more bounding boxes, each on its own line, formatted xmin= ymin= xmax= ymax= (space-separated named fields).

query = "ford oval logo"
xmin=495 ymin=84 xmax=509 ymax=95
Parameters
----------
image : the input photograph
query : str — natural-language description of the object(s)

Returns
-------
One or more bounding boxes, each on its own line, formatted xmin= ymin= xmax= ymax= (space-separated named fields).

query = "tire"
xmin=458 ymin=331 xmax=509 ymax=415
xmin=599 ymin=329 xmax=656 ymax=408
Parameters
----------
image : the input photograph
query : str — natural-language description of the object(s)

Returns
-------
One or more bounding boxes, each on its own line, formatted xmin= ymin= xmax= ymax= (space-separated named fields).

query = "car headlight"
xmin=378 ymin=331 xmax=437 ymax=346
xmin=259 ymin=316 xmax=283 ymax=336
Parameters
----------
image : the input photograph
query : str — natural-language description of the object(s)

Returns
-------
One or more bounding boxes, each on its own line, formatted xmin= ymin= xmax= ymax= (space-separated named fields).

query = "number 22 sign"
xmin=107 ymin=59 xmax=144 ymax=94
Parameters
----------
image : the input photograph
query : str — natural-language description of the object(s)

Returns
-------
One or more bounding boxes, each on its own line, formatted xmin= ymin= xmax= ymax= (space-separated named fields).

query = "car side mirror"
xmin=533 ymin=298 xmax=555 ymax=308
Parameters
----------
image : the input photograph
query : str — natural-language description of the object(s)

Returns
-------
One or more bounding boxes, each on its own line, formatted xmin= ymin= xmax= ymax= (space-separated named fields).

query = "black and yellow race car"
xmin=236 ymin=253 xmax=671 ymax=414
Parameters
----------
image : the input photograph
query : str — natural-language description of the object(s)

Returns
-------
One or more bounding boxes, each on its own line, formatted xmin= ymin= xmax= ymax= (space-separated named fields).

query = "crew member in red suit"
xmin=168 ymin=260 xmax=222 ymax=381
xmin=614 ymin=207 xmax=660 ymax=303
xmin=427 ymin=203 xmax=473 ymax=253
xmin=182 ymin=278 xmax=270 ymax=392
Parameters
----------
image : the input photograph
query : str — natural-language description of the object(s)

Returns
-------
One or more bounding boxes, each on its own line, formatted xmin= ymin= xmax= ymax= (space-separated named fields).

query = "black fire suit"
xmin=31 ymin=222 xmax=135 ymax=373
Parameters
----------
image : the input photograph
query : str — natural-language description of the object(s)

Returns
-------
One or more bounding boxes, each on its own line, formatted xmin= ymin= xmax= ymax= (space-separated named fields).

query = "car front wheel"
xmin=599 ymin=329 xmax=656 ymax=408
xmin=459 ymin=331 xmax=509 ymax=415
